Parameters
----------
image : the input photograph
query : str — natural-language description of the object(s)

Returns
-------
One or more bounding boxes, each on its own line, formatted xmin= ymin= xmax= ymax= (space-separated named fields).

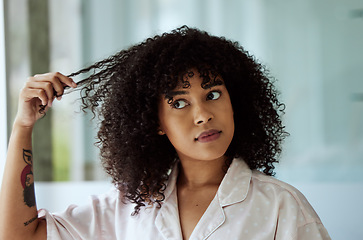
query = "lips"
xmin=195 ymin=129 xmax=222 ymax=143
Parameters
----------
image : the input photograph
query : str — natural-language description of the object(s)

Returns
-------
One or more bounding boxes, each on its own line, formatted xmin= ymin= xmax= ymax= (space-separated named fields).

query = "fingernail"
xmin=72 ymin=82 xmax=77 ymax=88
xmin=57 ymin=96 xmax=62 ymax=101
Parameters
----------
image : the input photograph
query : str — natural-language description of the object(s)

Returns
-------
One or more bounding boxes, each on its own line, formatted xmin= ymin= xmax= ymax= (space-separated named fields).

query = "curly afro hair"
xmin=66 ymin=26 xmax=288 ymax=215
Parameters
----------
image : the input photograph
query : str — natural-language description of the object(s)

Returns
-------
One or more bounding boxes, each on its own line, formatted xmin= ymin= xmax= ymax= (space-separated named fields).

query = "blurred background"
xmin=1 ymin=0 xmax=362 ymax=239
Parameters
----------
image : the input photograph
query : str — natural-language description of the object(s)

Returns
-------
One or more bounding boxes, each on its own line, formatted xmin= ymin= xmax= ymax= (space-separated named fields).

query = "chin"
xmin=199 ymin=145 xmax=231 ymax=160
xmin=190 ymin=150 xmax=228 ymax=162
xmin=176 ymin=142 xmax=231 ymax=162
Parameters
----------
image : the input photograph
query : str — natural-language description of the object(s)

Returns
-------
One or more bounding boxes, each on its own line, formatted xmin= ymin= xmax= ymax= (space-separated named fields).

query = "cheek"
xmin=158 ymin=102 xmax=189 ymax=135
xmin=162 ymin=116 xmax=187 ymax=139
xmin=159 ymin=111 xmax=179 ymax=138
xmin=159 ymin=112 xmax=192 ymax=150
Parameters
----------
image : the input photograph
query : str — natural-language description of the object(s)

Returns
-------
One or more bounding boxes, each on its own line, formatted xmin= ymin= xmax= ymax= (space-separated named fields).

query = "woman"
xmin=0 ymin=26 xmax=331 ymax=239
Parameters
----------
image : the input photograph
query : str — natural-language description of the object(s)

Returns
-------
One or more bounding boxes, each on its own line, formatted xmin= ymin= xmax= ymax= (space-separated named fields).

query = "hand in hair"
xmin=14 ymin=72 xmax=77 ymax=128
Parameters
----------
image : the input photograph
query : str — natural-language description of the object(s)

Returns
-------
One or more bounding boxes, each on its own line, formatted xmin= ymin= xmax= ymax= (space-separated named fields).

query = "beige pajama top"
xmin=39 ymin=159 xmax=331 ymax=240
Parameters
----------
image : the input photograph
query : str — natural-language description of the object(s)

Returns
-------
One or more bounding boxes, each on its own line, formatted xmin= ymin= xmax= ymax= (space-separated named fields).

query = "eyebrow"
xmin=202 ymin=79 xmax=224 ymax=89
xmin=164 ymin=80 xmax=224 ymax=100
xmin=164 ymin=90 xmax=189 ymax=99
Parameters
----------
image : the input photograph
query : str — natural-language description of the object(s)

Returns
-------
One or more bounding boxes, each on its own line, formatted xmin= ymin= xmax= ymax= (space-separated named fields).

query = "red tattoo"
xmin=20 ymin=149 xmax=36 ymax=207
xmin=21 ymin=164 xmax=32 ymax=189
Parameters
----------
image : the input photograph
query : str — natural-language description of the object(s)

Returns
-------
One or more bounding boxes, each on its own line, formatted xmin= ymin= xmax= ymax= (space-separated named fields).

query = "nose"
xmin=194 ymin=105 xmax=214 ymax=125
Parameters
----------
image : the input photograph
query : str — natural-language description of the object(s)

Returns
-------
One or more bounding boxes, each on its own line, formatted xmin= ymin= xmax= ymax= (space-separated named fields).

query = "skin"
xmin=158 ymin=70 xmax=235 ymax=239
xmin=0 ymin=72 xmax=76 ymax=239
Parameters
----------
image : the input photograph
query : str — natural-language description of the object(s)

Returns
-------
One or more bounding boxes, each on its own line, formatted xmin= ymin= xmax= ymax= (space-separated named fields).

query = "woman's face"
xmin=158 ymin=70 xmax=234 ymax=162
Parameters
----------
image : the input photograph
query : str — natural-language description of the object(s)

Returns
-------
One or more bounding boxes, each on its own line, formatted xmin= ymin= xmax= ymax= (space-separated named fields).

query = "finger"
xmin=21 ymin=88 xmax=49 ymax=107
xmin=25 ymin=81 xmax=56 ymax=107
xmin=55 ymin=72 xmax=77 ymax=88
xmin=28 ymin=74 xmax=63 ymax=98
xmin=30 ymin=72 xmax=76 ymax=99
xmin=33 ymin=72 xmax=77 ymax=89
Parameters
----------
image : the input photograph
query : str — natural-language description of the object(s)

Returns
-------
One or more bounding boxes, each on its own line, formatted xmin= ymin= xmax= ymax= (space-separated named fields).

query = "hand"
xmin=14 ymin=72 xmax=77 ymax=128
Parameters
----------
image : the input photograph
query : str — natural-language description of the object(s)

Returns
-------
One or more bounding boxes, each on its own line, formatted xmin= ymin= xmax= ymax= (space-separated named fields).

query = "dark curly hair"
xmin=66 ymin=26 xmax=288 ymax=215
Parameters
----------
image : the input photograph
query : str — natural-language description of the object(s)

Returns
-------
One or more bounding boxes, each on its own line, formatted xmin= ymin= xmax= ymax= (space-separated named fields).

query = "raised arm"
xmin=0 ymin=72 xmax=77 ymax=240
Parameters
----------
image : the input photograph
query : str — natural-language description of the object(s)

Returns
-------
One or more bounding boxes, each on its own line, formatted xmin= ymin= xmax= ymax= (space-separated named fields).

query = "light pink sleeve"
xmin=271 ymin=181 xmax=331 ymax=240
xmin=293 ymin=222 xmax=331 ymax=240
xmin=38 ymin=189 xmax=118 ymax=240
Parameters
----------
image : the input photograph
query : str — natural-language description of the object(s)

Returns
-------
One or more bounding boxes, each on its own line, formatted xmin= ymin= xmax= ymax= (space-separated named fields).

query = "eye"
xmin=171 ymin=99 xmax=188 ymax=109
xmin=206 ymin=91 xmax=221 ymax=101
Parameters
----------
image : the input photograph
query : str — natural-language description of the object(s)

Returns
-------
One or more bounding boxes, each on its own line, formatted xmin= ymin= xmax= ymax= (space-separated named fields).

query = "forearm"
xmin=0 ymin=123 xmax=46 ymax=239
xmin=0 ymin=72 xmax=75 ymax=239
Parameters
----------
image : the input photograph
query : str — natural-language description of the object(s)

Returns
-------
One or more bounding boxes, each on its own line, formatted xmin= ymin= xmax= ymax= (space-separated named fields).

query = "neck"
xmin=177 ymin=155 xmax=230 ymax=189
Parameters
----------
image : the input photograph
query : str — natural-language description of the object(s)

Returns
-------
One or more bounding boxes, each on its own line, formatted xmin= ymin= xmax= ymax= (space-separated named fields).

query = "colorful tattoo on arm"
xmin=20 ymin=149 xmax=36 ymax=208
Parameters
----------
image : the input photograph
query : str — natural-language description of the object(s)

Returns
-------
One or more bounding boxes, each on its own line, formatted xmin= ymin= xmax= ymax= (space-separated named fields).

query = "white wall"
xmin=0 ymin=0 xmax=7 ymax=186
xmin=296 ymin=182 xmax=363 ymax=239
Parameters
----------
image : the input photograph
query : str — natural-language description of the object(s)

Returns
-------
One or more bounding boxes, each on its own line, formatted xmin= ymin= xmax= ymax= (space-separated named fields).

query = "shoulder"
xmin=89 ymin=187 xmax=121 ymax=207
xmin=220 ymin=161 xmax=331 ymax=239
xmin=250 ymin=170 xmax=321 ymax=225
xmin=251 ymin=170 xmax=306 ymax=200
xmin=56 ymin=187 xmax=122 ymax=221
xmin=39 ymin=187 xmax=130 ymax=239
xmin=248 ymin=171 xmax=332 ymax=239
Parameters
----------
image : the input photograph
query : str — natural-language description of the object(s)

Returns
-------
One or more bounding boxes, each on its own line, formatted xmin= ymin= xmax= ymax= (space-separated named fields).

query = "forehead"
xmin=174 ymin=69 xmax=224 ymax=90
xmin=163 ymin=69 xmax=225 ymax=102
